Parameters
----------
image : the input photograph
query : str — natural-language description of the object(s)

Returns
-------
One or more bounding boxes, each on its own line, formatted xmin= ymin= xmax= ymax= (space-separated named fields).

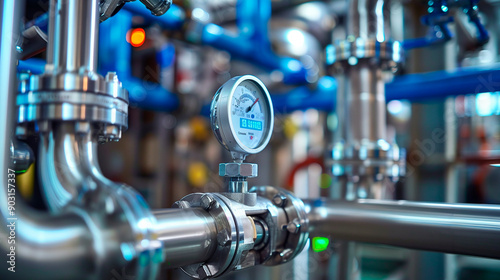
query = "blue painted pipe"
xmin=386 ymin=66 xmax=500 ymax=102
xmin=200 ymin=76 xmax=337 ymax=116
xmin=18 ymin=55 xmax=500 ymax=112
xmin=200 ymin=0 xmax=308 ymax=85
xmin=271 ymin=76 xmax=336 ymax=113
xmin=99 ymin=10 xmax=179 ymax=111
xmin=17 ymin=58 xmax=45 ymax=74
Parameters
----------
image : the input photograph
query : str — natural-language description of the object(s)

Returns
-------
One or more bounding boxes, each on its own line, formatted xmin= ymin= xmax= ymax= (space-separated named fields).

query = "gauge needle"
xmin=246 ymin=98 xmax=259 ymax=113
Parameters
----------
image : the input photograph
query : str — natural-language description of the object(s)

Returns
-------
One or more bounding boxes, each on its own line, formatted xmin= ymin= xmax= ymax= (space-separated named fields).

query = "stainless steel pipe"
xmin=1 ymin=1 xmax=109 ymax=279
xmin=344 ymin=62 xmax=387 ymax=142
xmin=304 ymin=199 xmax=500 ymax=259
xmin=47 ymin=0 xmax=99 ymax=73
xmin=348 ymin=0 xmax=391 ymax=41
xmin=38 ymin=123 xmax=115 ymax=211
xmin=153 ymin=208 xmax=217 ymax=268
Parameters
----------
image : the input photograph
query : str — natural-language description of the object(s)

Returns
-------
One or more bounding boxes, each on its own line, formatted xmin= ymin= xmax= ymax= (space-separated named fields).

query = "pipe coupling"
xmin=173 ymin=187 xmax=309 ymax=279
xmin=326 ymin=140 xmax=406 ymax=180
xmin=16 ymin=71 xmax=128 ymax=142
xmin=326 ymin=39 xmax=404 ymax=70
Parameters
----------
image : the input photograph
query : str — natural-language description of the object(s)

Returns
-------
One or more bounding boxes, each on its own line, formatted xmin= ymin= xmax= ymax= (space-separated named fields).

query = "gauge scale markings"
xmin=211 ymin=75 xmax=274 ymax=156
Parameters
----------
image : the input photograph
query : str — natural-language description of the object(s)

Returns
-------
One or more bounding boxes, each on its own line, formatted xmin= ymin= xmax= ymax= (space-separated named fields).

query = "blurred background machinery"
xmin=2 ymin=0 xmax=500 ymax=279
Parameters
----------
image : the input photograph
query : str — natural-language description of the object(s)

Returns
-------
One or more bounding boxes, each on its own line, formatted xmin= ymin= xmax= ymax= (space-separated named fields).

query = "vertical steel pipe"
xmin=48 ymin=0 xmax=99 ymax=72
xmin=340 ymin=0 xmax=392 ymax=144
xmin=0 ymin=2 xmax=105 ymax=279
xmin=344 ymin=62 xmax=387 ymax=142
xmin=304 ymin=199 xmax=500 ymax=259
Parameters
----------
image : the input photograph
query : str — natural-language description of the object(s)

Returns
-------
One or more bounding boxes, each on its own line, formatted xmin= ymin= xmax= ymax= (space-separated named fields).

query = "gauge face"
xmin=211 ymin=75 xmax=274 ymax=156
xmin=230 ymin=80 xmax=268 ymax=149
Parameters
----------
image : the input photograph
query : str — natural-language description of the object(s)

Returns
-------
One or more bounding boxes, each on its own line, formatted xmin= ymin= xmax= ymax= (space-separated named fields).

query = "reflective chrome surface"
xmin=17 ymin=0 xmax=129 ymax=139
xmin=48 ymin=0 xmax=99 ymax=74
xmin=344 ymin=62 xmax=387 ymax=142
xmin=348 ymin=0 xmax=391 ymax=41
xmin=153 ymin=208 xmax=217 ymax=268
xmin=38 ymin=122 xmax=110 ymax=211
xmin=10 ymin=139 xmax=34 ymax=173
xmin=1 ymin=2 xmax=114 ymax=279
xmin=305 ymin=199 xmax=500 ymax=259
xmin=173 ymin=187 xmax=310 ymax=279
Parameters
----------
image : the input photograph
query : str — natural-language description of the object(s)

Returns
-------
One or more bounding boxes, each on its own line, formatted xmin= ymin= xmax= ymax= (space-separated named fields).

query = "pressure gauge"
xmin=210 ymin=75 xmax=274 ymax=160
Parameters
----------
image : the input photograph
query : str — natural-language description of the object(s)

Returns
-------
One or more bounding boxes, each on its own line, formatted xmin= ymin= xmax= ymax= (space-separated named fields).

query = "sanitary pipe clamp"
xmin=173 ymin=186 xmax=309 ymax=279
xmin=327 ymin=140 xmax=406 ymax=180
xmin=326 ymin=38 xmax=404 ymax=70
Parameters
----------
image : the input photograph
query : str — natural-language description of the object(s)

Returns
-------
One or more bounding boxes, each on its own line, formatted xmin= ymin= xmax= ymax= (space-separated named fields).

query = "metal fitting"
xmin=140 ymin=0 xmax=172 ymax=16
xmin=286 ymin=219 xmax=301 ymax=234
xmin=326 ymin=39 xmax=404 ymax=67
xmin=217 ymin=229 xmax=231 ymax=247
xmin=200 ymin=194 xmax=216 ymax=210
xmin=17 ymin=71 xmax=129 ymax=140
xmin=219 ymin=163 xmax=258 ymax=178
xmin=197 ymin=264 xmax=213 ymax=279
xmin=272 ymin=193 xmax=287 ymax=207
xmin=172 ymin=201 xmax=191 ymax=209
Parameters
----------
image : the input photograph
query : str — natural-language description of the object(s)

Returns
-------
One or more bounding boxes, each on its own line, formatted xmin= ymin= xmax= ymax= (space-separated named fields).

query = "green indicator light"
xmin=320 ymin=173 xmax=332 ymax=189
xmin=312 ymin=237 xmax=329 ymax=252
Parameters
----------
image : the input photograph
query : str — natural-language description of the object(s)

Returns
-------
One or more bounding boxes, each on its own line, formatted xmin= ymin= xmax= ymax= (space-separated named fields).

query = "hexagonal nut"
xmin=272 ymin=193 xmax=287 ymax=207
xmin=200 ymin=194 xmax=217 ymax=210
xmin=105 ymin=71 xmax=119 ymax=83
xmin=217 ymin=229 xmax=230 ymax=246
xmin=197 ymin=264 xmax=213 ymax=279
xmin=172 ymin=201 xmax=191 ymax=209
xmin=286 ymin=219 xmax=301 ymax=234
xmin=99 ymin=124 xmax=122 ymax=142
xmin=219 ymin=163 xmax=258 ymax=178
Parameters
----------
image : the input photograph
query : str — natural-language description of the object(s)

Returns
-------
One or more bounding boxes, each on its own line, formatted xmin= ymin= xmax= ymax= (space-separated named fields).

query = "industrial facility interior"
xmin=1 ymin=0 xmax=500 ymax=279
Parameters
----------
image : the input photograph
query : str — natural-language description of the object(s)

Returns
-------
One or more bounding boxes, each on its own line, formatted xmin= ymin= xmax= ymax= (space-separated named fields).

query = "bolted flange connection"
xmin=16 ymin=71 xmax=128 ymax=142
xmin=219 ymin=163 xmax=258 ymax=178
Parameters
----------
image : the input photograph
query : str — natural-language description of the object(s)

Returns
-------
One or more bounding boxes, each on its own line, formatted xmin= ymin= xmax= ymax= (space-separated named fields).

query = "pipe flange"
xmin=174 ymin=193 xmax=238 ymax=279
xmin=326 ymin=140 xmax=406 ymax=180
xmin=16 ymin=72 xmax=128 ymax=140
xmin=326 ymin=39 xmax=404 ymax=66
xmin=250 ymin=186 xmax=309 ymax=265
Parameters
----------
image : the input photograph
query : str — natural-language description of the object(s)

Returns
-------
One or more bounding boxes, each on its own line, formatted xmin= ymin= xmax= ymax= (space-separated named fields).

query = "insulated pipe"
xmin=304 ymin=199 xmax=500 ymax=259
xmin=47 ymin=0 xmax=99 ymax=73
xmin=153 ymin=208 xmax=218 ymax=268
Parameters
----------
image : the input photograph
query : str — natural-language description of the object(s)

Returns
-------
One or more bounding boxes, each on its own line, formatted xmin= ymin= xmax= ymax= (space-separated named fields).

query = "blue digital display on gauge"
xmin=240 ymin=118 xmax=262 ymax=131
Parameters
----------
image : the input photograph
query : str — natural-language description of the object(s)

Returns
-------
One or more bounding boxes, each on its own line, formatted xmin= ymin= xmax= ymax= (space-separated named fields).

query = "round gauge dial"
xmin=210 ymin=75 xmax=274 ymax=157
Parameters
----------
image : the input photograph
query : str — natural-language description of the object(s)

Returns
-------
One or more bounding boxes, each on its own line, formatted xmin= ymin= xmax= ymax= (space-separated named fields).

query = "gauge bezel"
xmin=210 ymin=75 xmax=274 ymax=156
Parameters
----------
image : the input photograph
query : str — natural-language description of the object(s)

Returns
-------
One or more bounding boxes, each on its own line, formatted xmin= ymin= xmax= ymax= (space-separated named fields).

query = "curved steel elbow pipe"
xmin=38 ymin=123 xmax=119 ymax=212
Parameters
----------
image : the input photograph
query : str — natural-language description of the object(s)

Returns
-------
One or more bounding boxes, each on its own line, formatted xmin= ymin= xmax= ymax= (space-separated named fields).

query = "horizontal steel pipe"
xmin=304 ymin=199 xmax=500 ymax=259
xmin=153 ymin=208 xmax=217 ymax=268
